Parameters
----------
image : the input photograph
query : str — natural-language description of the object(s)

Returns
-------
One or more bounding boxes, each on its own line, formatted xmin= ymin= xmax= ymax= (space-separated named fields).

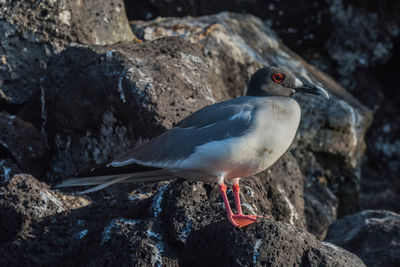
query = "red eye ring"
xmin=272 ymin=73 xmax=284 ymax=83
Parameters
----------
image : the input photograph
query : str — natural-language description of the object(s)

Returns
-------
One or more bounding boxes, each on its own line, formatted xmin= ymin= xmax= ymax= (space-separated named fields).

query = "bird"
xmin=56 ymin=66 xmax=329 ymax=228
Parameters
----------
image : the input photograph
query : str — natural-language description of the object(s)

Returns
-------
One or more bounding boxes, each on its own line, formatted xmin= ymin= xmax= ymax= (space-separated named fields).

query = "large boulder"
xmin=0 ymin=0 xmax=135 ymax=105
xmin=123 ymin=0 xmax=334 ymax=52
xmin=325 ymin=210 xmax=400 ymax=267
xmin=181 ymin=221 xmax=365 ymax=267
xmin=131 ymin=12 xmax=372 ymax=231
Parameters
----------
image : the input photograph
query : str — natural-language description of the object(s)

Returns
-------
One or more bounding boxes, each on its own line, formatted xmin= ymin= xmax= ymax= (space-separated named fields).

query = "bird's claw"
xmin=229 ymin=214 xmax=260 ymax=228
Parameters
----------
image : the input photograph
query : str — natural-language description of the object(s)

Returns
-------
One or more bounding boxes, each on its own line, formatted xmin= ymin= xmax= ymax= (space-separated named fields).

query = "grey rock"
xmin=327 ymin=0 xmax=398 ymax=83
xmin=325 ymin=210 xmax=400 ymax=267
xmin=124 ymin=0 xmax=333 ymax=51
xmin=0 ymin=0 xmax=135 ymax=104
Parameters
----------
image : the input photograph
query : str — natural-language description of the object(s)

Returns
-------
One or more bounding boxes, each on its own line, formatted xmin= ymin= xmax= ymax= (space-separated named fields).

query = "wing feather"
xmin=112 ymin=96 xmax=258 ymax=167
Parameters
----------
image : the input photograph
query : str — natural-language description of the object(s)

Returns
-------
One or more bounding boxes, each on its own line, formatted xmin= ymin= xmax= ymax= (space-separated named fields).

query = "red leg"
xmin=219 ymin=182 xmax=259 ymax=228
xmin=232 ymin=182 xmax=242 ymax=215
xmin=219 ymin=183 xmax=239 ymax=227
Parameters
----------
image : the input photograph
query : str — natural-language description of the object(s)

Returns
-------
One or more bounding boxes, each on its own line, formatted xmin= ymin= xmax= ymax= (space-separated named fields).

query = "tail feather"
xmin=55 ymin=170 xmax=169 ymax=188
xmin=55 ymin=174 xmax=121 ymax=187
xmin=77 ymin=174 xmax=173 ymax=194
xmin=78 ymin=174 xmax=133 ymax=194
xmin=55 ymin=161 xmax=174 ymax=194
xmin=70 ymin=161 xmax=162 ymax=178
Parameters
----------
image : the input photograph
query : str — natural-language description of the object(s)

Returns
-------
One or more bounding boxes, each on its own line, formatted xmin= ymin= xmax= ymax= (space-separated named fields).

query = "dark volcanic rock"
xmin=86 ymin=218 xmax=178 ymax=267
xmin=0 ymin=174 xmax=90 ymax=246
xmin=0 ymin=0 xmax=135 ymax=105
xmin=302 ymin=176 xmax=339 ymax=239
xmin=180 ymin=221 xmax=365 ymax=267
xmin=325 ymin=210 xmax=400 ymax=267
xmin=0 ymin=174 xmax=364 ymax=267
xmin=0 ymin=112 xmax=48 ymax=177
xmin=307 ymin=1 xmax=400 ymax=215
xmin=358 ymin=52 xmax=400 ymax=213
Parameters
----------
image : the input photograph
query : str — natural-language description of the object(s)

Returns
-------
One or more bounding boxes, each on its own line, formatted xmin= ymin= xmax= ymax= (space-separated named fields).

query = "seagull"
xmin=56 ymin=66 xmax=329 ymax=228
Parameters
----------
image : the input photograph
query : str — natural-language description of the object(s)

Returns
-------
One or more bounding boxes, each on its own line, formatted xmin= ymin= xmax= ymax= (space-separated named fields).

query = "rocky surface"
xmin=325 ymin=210 xmax=400 ymax=267
xmin=0 ymin=174 xmax=90 ymax=246
xmin=181 ymin=222 xmax=365 ymax=267
xmin=0 ymin=174 xmax=365 ymax=266
xmin=0 ymin=0 xmax=398 ymax=266
xmin=0 ymin=0 xmax=135 ymax=105
xmin=0 ymin=112 xmax=48 ymax=180
xmin=125 ymin=0 xmax=400 ymax=217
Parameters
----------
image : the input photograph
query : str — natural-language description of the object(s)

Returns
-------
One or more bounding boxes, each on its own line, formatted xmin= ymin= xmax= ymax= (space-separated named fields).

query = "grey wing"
xmin=112 ymin=97 xmax=257 ymax=168
xmin=176 ymin=96 xmax=254 ymax=128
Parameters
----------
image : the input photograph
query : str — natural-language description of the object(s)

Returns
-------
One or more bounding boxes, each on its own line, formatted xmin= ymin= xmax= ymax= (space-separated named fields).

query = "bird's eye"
xmin=272 ymin=73 xmax=284 ymax=83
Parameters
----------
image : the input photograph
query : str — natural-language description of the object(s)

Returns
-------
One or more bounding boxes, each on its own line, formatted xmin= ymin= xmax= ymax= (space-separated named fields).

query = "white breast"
xmin=225 ymin=97 xmax=301 ymax=178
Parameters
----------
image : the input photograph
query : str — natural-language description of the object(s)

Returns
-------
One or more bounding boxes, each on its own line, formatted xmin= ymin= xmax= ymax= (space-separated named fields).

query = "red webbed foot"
xmin=229 ymin=214 xmax=259 ymax=228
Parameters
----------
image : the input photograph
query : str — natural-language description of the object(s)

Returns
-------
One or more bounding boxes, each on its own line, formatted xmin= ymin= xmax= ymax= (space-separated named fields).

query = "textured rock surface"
xmin=0 ymin=0 xmax=397 ymax=266
xmin=181 ymin=221 xmax=365 ymax=267
xmin=0 ymin=174 xmax=90 ymax=246
xmin=124 ymin=0 xmax=334 ymax=52
xmin=0 ymin=174 xmax=365 ymax=267
xmin=0 ymin=0 xmax=135 ymax=105
xmin=325 ymin=210 xmax=400 ymax=267
xmin=0 ymin=112 xmax=48 ymax=178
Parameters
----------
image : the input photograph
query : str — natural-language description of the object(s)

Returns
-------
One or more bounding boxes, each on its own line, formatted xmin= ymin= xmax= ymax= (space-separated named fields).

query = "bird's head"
xmin=246 ymin=66 xmax=329 ymax=99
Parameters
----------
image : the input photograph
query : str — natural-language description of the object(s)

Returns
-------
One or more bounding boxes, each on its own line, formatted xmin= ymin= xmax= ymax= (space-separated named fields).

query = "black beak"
xmin=294 ymin=83 xmax=330 ymax=99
